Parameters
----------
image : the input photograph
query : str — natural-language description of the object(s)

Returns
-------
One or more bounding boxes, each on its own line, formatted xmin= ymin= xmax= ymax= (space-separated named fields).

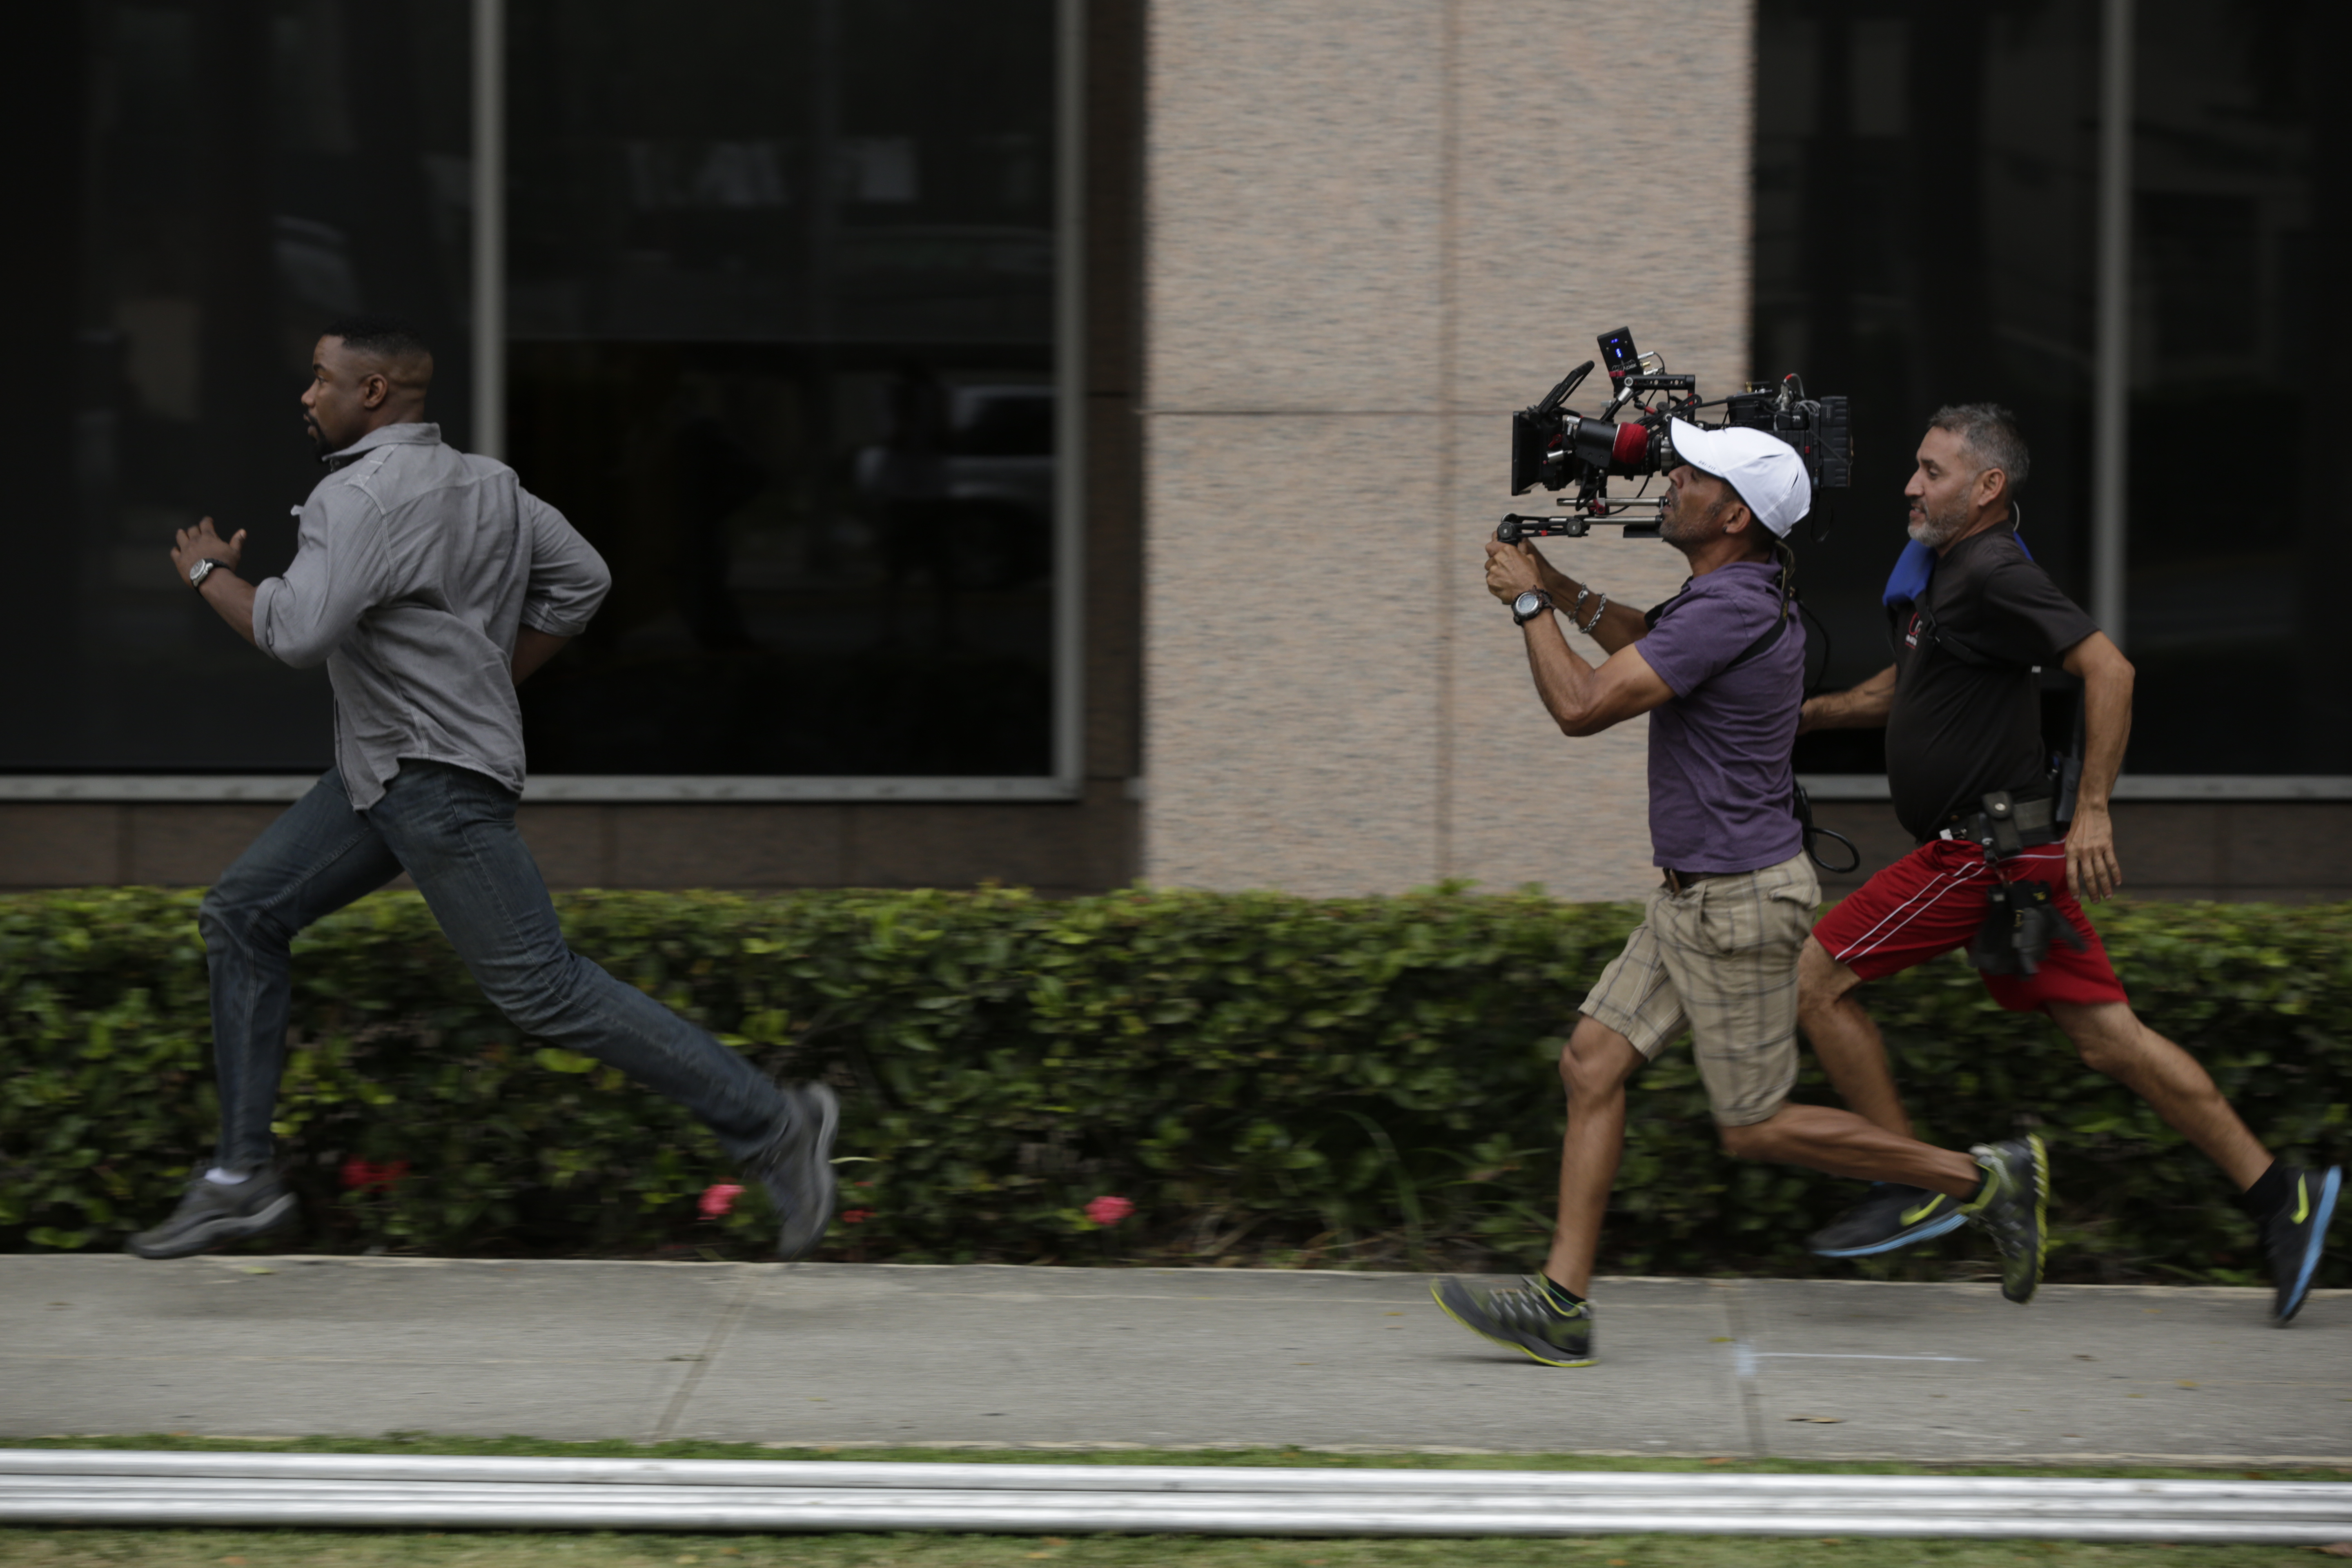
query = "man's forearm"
xmin=1520 ymin=612 xmax=1610 ymax=734
xmin=1530 ymin=557 xmax=1647 ymax=655
xmin=1800 ymin=665 xmax=1897 ymax=732
xmin=2075 ymin=660 xmax=2132 ymax=812
xmin=200 ymin=572 xmax=259 ymax=646
xmin=512 ymin=627 xmax=571 ymax=685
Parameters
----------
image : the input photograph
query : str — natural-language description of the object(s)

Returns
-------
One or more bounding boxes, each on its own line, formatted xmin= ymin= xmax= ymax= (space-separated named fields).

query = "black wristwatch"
xmin=1510 ymin=588 xmax=1553 ymax=626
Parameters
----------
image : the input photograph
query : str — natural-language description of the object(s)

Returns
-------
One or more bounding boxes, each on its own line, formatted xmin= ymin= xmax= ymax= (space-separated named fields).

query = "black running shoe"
xmin=2256 ymin=1165 xmax=2341 ymax=1326
xmin=1430 ymin=1276 xmax=1595 ymax=1367
xmin=748 ymin=1083 xmax=840 ymax=1261
xmin=1960 ymin=1135 xmax=2049 ymax=1305
xmin=1808 ymin=1183 xmax=1970 ymax=1258
xmin=125 ymin=1173 xmax=298 ymax=1260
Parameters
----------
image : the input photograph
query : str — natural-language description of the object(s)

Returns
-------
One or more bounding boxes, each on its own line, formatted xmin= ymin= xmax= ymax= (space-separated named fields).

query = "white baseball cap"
xmin=1668 ymin=418 xmax=1811 ymax=538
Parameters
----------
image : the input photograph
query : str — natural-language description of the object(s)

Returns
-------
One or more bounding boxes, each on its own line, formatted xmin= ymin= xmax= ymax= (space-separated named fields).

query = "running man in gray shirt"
xmin=132 ymin=319 xmax=838 ymax=1261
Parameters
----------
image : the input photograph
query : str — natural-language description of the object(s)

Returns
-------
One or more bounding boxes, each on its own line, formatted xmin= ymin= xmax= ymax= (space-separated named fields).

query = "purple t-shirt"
xmin=1633 ymin=560 xmax=1806 ymax=873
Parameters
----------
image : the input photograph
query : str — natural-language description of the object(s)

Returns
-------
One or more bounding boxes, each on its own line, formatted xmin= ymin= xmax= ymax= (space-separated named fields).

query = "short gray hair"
xmin=1927 ymin=403 xmax=2031 ymax=493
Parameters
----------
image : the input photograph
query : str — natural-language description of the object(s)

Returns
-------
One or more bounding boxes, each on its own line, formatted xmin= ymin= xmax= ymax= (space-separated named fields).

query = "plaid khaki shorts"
xmin=1579 ymin=851 xmax=1820 ymax=1127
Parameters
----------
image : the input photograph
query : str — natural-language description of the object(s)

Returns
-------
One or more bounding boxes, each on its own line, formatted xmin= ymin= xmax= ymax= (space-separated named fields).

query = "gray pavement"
xmin=1 ymin=1257 xmax=2345 ymax=1466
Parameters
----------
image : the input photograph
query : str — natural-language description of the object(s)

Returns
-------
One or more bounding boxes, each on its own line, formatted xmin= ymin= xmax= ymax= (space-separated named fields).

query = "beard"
xmin=1907 ymin=488 xmax=1973 ymax=548
xmin=1660 ymin=489 xmax=1716 ymax=551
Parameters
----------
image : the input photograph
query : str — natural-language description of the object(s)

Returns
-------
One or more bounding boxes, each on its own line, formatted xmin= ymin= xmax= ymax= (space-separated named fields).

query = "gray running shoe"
xmin=1961 ymin=1135 xmax=2049 ymax=1304
xmin=748 ymin=1084 xmax=840 ymax=1260
xmin=1430 ymin=1276 xmax=1595 ymax=1366
xmin=126 ymin=1173 xmax=298 ymax=1260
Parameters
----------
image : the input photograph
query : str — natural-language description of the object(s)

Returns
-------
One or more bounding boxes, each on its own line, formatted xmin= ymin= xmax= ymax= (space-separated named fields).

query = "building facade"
xmin=2 ymin=1 xmax=2343 ymax=902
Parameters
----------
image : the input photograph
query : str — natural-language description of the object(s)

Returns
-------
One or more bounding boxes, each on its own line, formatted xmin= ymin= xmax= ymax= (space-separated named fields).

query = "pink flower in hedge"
xmin=1085 ymin=1194 xmax=1135 ymax=1227
xmin=698 ymin=1183 xmax=745 ymax=1218
xmin=840 ymin=1208 xmax=874 ymax=1225
xmin=341 ymin=1158 xmax=410 ymax=1193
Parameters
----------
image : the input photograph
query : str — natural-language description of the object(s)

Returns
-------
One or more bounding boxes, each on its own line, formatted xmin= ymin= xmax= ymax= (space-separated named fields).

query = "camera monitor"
xmin=1596 ymin=327 xmax=1640 ymax=390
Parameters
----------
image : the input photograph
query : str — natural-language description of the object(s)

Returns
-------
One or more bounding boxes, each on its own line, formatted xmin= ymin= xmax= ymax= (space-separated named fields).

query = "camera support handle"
xmin=1496 ymin=509 xmax=1663 ymax=544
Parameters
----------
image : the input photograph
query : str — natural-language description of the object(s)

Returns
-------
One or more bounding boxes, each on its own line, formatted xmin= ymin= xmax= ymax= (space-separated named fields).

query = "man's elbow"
xmin=1558 ymin=708 xmax=1614 ymax=739
xmin=263 ymin=633 xmax=335 ymax=670
xmin=2089 ymin=647 xmax=2135 ymax=697
xmin=253 ymin=613 xmax=335 ymax=668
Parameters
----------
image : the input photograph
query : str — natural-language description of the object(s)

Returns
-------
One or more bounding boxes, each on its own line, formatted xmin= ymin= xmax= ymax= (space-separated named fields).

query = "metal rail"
xmin=2 ymin=1452 xmax=2345 ymax=1542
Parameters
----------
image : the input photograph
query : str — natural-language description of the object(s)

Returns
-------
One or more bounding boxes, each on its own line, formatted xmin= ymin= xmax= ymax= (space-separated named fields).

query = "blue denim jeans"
xmin=199 ymin=761 xmax=788 ymax=1173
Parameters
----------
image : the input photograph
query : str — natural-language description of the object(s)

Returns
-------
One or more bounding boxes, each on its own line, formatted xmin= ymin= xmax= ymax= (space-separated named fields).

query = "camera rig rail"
xmin=1494 ymin=326 xmax=1849 ymax=546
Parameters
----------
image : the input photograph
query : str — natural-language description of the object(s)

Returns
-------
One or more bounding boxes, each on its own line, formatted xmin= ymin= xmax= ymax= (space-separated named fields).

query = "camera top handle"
xmin=1534 ymin=361 xmax=1594 ymax=418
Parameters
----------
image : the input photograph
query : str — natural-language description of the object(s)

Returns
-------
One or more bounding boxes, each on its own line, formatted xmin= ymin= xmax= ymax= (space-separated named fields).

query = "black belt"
xmin=1662 ymin=868 xmax=1726 ymax=894
xmin=1935 ymin=788 xmax=2061 ymax=857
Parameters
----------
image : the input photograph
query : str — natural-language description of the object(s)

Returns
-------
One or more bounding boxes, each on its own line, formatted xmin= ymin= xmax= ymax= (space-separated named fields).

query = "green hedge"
xmin=1 ymin=887 xmax=2344 ymax=1285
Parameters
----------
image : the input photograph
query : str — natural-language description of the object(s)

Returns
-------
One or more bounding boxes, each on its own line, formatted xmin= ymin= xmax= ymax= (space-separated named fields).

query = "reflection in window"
xmin=505 ymin=0 xmax=1060 ymax=777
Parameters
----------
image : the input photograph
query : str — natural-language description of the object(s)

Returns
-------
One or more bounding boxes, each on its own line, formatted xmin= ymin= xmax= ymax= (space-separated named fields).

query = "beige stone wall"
xmin=1140 ymin=0 xmax=1758 ymax=898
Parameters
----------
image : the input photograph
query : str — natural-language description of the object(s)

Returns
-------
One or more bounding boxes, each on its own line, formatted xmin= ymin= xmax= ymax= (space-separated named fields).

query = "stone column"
xmin=1141 ymin=0 xmax=1757 ymax=898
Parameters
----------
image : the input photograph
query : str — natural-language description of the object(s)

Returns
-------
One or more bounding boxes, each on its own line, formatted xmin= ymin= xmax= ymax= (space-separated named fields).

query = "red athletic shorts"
xmin=1811 ymin=836 xmax=2129 ymax=1012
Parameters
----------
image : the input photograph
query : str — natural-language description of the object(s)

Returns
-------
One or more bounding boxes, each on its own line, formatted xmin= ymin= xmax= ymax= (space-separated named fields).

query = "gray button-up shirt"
xmin=252 ymin=423 xmax=610 ymax=810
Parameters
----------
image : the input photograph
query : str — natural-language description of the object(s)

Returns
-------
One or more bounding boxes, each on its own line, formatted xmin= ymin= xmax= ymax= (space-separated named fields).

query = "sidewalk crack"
xmin=646 ymin=1265 xmax=763 ymax=1444
xmin=1724 ymin=1280 xmax=1770 ymax=1459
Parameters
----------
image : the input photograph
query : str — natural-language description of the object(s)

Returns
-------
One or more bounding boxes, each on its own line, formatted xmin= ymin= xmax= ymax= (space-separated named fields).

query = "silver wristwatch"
xmin=1510 ymin=588 xmax=1552 ymax=626
xmin=188 ymin=558 xmax=235 ymax=591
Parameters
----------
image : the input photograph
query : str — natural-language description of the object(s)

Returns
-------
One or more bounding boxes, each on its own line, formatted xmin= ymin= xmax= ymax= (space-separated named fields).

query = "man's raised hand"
xmin=170 ymin=515 xmax=247 ymax=586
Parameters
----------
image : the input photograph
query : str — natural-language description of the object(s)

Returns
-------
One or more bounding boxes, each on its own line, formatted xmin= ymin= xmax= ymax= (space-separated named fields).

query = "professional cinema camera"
xmin=1495 ymin=326 xmax=1850 ymax=544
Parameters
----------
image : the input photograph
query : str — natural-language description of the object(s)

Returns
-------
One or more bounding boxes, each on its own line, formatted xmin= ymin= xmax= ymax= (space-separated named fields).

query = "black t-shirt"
xmin=1884 ymin=521 xmax=2098 ymax=840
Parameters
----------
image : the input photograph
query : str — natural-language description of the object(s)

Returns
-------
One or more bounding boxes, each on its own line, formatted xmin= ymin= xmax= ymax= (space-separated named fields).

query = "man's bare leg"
xmin=1719 ymin=1102 xmax=1981 ymax=1194
xmin=1541 ymin=1016 xmax=1644 ymax=1297
xmin=2046 ymin=1000 xmax=2270 ymax=1190
xmin=1796 ymin=937 xmax=1913 ymax=1138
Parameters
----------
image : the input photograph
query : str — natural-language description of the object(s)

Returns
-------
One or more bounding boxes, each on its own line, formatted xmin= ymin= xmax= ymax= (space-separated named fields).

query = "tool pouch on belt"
xmin=1969 ymin=878 xmax=2090 ymax=977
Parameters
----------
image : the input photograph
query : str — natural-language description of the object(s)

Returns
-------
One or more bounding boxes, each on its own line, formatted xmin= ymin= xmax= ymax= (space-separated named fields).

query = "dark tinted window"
xmin=0 ymin=0 xmax=472 ymax=772
xmin=2121 ymin=0 xmax=2339 ymax=772
xmin=1757 ymin=0 xmax=2342 ymax=776
xmin=0 ymin=0 xmax=1059 ymax=781
xmin=504 ymin=0 xmax=1060 ymax=777
xmin=1754 ymin=0 xmax=2103 ymax=780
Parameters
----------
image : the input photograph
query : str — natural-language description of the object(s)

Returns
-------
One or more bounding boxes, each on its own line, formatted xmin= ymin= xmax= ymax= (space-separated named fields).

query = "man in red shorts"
xmin=1795 ymin=403 xmax=2339 ymax=1323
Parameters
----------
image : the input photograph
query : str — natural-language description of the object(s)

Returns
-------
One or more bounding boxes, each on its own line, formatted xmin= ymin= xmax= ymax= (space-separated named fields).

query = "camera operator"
xmin=1429 ymin=424 xmax=2049 ymax=1369
xmin=1795 ymin=403 xmax=2340 ymax=1323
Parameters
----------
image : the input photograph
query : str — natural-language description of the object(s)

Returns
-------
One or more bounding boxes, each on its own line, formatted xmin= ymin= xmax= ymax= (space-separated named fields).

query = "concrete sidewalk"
xmin=1 ymin=1258 xmax=2343 ymax=1466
